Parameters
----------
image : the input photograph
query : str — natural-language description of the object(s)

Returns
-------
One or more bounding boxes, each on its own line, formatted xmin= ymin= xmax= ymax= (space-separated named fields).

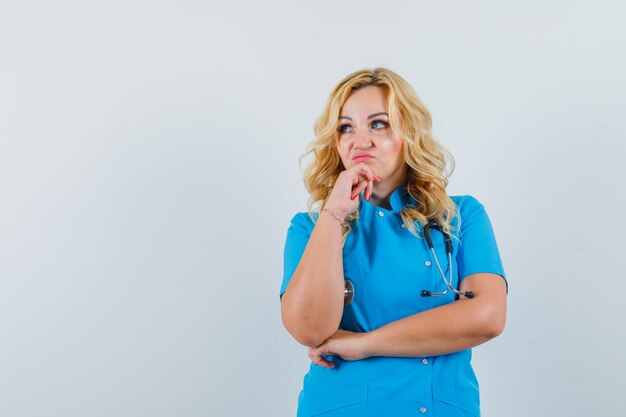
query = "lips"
xmin=352 ymin=153 xmax=373 ymax=161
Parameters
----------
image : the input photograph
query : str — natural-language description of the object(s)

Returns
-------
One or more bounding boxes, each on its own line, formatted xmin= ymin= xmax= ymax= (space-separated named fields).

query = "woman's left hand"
xmin=308 ymin=329 xmax=370 ymax=368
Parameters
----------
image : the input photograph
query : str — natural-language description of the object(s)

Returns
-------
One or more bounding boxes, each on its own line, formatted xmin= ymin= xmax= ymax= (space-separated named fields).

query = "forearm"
xmin=362 ymin=276 xmax=507 ymax=357
xmin=281 ymin=211 xmax=345 ymax=347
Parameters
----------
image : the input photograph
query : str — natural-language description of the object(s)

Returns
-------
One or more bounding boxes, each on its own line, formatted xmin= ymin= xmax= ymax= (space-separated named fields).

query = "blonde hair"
xmin=299 ymin=67 xmax=459 ymax=244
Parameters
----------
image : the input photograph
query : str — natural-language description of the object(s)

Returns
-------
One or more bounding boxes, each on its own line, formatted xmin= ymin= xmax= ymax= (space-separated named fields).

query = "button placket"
xmin=418 ymin=356 xmax=431 ymax=415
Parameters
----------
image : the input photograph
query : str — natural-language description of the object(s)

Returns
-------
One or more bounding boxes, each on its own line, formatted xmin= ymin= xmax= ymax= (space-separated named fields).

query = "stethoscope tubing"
xmin=421 ymin=219 xmax=474 ymax=299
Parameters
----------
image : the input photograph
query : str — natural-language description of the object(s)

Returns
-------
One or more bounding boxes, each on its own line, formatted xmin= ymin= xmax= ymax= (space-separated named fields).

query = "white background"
xmin=1 ymin=1 xmax=624 ymax=416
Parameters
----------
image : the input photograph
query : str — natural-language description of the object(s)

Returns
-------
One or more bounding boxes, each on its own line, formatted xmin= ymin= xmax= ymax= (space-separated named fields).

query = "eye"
xmin=371 ymin=120 xmax=389 ymax=130
xmin=338 ymin=124 xmax=353 ymax=134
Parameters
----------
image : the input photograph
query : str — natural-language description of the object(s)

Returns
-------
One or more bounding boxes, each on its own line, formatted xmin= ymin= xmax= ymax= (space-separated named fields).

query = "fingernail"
xmin=375 ymin=176 xmax=382 ymax=181
xmin=352 ymin=194 xmax=357 ymax=200
xmin=366 ymin=195 xmax=370 ymax=202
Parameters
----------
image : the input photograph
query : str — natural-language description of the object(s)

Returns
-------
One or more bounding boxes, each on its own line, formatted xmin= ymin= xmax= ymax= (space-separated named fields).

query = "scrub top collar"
xmin=360 ymin=180 xmax=414 ymax=214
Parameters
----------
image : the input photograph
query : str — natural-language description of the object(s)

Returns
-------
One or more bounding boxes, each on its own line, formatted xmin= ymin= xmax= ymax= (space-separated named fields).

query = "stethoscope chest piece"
xmin=344 ymin=279 xmax=355 ymax=305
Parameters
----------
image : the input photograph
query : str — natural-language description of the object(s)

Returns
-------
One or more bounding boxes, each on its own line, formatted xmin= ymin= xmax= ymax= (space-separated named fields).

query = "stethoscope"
xmin=344 ymin=218 xmax=474 ymax=305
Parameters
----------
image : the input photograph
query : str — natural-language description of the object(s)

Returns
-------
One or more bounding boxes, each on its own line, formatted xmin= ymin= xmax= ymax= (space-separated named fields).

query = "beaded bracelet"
xmin=321 ymin=208 xmax=344 ymax=225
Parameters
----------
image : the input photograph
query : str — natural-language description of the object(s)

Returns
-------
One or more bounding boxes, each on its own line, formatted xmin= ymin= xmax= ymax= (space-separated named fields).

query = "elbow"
xmin=484 ymin=317 xmax=506 ymax=339
xmin=281 ymin=301 xmax=339 ymax=347
xmin=282 ymin=316 xmax=337 ymax=347
xmin=287 ymin=327 xmax=333 ymax=348
xmin=475 ymin=304 xmax=506 ymax=340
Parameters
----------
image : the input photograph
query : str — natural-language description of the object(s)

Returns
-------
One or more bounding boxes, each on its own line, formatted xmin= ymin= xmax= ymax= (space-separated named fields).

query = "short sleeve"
xmin=455 ymin=196 xmax=507 ymax=290
xmin=279 ymin=212 xmax=316 ymax=300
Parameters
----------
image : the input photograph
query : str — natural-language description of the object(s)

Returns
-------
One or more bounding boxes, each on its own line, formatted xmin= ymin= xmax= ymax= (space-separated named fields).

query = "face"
xmin=336 ymin=86 xmax=407 ymax=184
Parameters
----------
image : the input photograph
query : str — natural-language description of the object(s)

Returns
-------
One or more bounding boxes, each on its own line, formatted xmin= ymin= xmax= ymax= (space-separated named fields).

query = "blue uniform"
xmin=280 ymin=182 xmax=506 ymax=417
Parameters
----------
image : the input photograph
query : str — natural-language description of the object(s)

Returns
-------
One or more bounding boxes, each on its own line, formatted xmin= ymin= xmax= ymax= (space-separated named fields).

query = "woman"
xmin=280 ymin=67 xmax=507 ymax=417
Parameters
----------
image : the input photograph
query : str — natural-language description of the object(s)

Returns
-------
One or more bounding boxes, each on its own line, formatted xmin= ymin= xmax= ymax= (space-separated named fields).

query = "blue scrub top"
xmin=280 ymin=182 xmax=507 ymax=417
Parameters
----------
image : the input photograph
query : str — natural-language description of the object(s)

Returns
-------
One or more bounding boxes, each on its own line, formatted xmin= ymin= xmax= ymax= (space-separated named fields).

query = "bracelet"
xmin=321 ymin=208 xmax=344 ymax=225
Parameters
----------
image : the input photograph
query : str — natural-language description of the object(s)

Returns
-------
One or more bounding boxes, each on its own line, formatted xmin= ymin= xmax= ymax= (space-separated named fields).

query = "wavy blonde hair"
xmin=300 ymin=67 xmax=459 ymax=244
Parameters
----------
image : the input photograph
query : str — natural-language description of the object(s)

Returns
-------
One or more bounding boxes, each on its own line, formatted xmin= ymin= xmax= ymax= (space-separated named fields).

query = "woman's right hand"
xmin=324 ymin=163 xmax=382 ymax=222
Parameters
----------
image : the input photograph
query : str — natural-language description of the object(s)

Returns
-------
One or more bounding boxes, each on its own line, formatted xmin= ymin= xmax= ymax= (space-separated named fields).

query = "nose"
xmin=353 ymin=127 xmax=372 ymax=149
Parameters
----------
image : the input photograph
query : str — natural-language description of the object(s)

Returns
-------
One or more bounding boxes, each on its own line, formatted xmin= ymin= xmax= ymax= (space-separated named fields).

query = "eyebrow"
xmin=338 ymin=112 xmax=389 ymax=121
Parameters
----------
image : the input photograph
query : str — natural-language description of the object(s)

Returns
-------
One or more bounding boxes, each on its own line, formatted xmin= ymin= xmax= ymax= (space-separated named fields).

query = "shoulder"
xmin=450 ymin=194 xmax=485 ymax=217
xmin=449 ymin=195 xmax=490 ymax=236
xmin=287 ymin=211 xmax=319 ymax=235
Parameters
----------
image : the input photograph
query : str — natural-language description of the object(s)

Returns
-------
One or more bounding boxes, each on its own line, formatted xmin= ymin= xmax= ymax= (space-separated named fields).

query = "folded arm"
xmin=362 ymin=272 xmax=507 ymax=357
xmin=309 ymin=273 xmax=507 ymax=366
